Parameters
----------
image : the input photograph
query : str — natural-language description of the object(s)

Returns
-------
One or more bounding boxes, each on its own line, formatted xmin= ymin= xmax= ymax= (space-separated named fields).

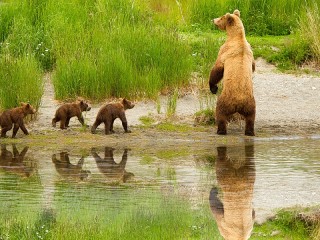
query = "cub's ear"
xmin=26 ymin=103 xmax=30 ymax=108
xmin=226 ymin=13 xmax=234 ymax=25
xmin=233 ymin=9 xmax=240 ymax=17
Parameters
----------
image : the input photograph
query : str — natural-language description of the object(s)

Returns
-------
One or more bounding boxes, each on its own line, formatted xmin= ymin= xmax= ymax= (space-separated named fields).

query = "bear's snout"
xmin=129 ymin=103 xmax=135 ymax=109
xmin=213 ymin=18 xmax=219 ymax=26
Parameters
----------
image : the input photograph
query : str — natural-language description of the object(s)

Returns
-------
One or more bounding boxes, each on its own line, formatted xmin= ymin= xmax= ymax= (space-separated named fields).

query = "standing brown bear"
xmin=52 ymin=100 xmax=91 ymax=129
xmin=209 ymin=10 xmax=256 ymax=136
xmin=0 ymin=103 xmax=36 ymax=138
xmin=91 ymin=98 xmax=134 ymax=135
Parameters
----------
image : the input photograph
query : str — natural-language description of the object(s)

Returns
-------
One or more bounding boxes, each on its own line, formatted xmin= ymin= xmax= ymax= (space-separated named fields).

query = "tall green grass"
xmin=0 ymin=1 xmax=48 ymax=110
xmin=298 ymin=1 xmax=320 ymax=63
xmin=0 ymin=54 xmax=43 ymax=110
xmin=45 ymin=0 xmax=193 ymax=100
xmin=0 ymin=0 xmax=193 ymax=102
xmin=189 ymin=0 xmax=316 ymax=36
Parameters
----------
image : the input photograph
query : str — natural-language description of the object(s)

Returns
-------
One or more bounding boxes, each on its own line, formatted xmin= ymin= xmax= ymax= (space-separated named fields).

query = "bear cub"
xmin=0 ymin=102 xmax=36 ymax=138
xmin=52 ymin=100 xmax=91 ymax=129
xmin=91 ymin=98 xmax=134 ymax=135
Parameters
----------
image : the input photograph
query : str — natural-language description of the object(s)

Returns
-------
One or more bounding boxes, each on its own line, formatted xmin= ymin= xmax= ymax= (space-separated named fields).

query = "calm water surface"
xmin=0 ymin=138 xmax=320 ymax=237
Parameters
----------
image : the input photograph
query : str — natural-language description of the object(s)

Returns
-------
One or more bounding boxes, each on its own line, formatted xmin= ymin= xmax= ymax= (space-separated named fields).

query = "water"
xmin=0 ymin=138 xmax=320 ymax=238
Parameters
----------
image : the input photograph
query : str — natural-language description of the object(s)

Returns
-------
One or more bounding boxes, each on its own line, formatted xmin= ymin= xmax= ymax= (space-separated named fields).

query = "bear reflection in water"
xmin=209 ymin=144 xmax=256 ymax=240
xmin=91 ymin=147 xmax=134 ymax=183
xmin=0 ymin=144 xmax=36 ymax=177
xmin=52 ymin=152 xmax=91 ymax=181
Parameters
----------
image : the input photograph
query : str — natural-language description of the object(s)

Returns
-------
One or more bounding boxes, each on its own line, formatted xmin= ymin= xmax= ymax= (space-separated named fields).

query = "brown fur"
xmin=0 ymin=103 xmax=36 ymax=138
xmin=209 ymin=10 xmax=256 ymax=136
xmin=91 ymin=147 xmax=134 ymax=182
xmin=91 ymin=98 xmax=135 ymax=135
xmin=210 ymin=144 xmax=256 ymax=240
xmin=52 ymin=152 xmax=90 ymax=181
xmin=52 ymin=100 xmax=91 ymax=129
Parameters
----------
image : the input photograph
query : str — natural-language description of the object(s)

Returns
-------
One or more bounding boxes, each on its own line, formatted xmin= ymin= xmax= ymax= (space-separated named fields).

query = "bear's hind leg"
xmin=1 ymin=125 xmax=12 ymax=138
xmin=104 ymin=121 xmax=111 ymax=135
xmin=52 ymin=117 xmax=59 ymax=127
xmin=215 ymin=108 xmax=228 ymax=135
xmin=109 ymin=119 xmax=115 ymax=133
xmin=65 ymin=117 xmax=71 ymax=128
xmin=244 ymin=113 xmax=255 ymax=136
xmin=216 ymin=119 xmax=227 ymax=135
xmin=91 ymin=119 xmax=102 ymax=134
xmin=59 ymin=119 xmax=67 ymax=129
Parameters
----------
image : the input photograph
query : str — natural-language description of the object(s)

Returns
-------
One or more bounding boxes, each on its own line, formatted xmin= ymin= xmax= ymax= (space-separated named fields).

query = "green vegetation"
xmin=166 ymin=88 xmax=179 ymax=117
xmin=189 ymin=0 xmax=304 ymax=35
xmin=0 ymin=187 xmax=219 ymax=240
xmin=253 ymin=208 xmax=320 ymax=240
xmin=156 ymin=122 xmax=195 ymax=132
xmin=0 ymin=0 xmax=319 ymax=109
xmin=194 ymin=109 xmax=215 ymax=125
xmin=0 ymin=54 xmax=43 ymax=109
xmin=139 ymin=115 xmax=156 ymax=127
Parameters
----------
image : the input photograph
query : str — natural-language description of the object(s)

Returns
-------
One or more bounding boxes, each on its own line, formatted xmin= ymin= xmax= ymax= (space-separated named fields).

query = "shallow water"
xmin=0 ymin=138 xmax=320 ymax=238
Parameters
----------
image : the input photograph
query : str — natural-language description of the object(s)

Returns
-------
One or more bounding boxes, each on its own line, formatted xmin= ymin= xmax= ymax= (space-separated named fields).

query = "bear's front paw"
xmin=125 ymin=130 xmax=132 ymax=133
xmin=210 ymin=85 xmax=218 ymax=94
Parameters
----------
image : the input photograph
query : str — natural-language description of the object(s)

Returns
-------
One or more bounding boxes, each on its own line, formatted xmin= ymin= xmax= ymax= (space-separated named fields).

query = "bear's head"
xmin=213 ymin=10 xmax=244 ymax=34
xmin=79 ymin=100 xmax=91 ymax=112
xmin=122 ymin=98 xmax=135 ymax=110
xmin=21 ymin=102 xmax=36 ymax=115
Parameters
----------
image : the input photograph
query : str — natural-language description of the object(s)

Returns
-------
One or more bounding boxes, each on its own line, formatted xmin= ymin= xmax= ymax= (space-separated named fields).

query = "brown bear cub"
xmin=91 ymin=98 xmax=134 ymax=135
xmin=209 ymin=10 xmax=256 ymax=136
xmin=0 ymin=103 xmax=36 ymax=138
xmin=52 ymin=100 xmax=91 ymax=129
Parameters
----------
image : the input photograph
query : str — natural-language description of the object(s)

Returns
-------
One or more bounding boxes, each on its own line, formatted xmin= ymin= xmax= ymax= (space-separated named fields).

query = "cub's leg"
xmin=1 ymin=125 xmax=12 ymax=138
xmin=65 ymin=117 xmax=71 ymax=128
xmin=104 ymin=120 xmax=111 ymax=135
xmin=91 ymin=119 xmax=102 ymax=134
xmin=59 ymin=118 xmax=67 ymax=129
xmin=12 ymin=123 xmax=20 ymax=138
xmin=109 ymin=119 xmax=115 ymax=133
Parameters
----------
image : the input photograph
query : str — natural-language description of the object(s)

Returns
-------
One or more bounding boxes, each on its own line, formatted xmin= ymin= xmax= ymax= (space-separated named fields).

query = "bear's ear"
xmin=233 ymin=9 xmax=240 ymax=17
xmin=226 ymin=13 xmax=234 ymax=25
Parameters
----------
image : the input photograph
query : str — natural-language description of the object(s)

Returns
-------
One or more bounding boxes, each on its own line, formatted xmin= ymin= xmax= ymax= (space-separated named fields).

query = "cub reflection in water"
xmin=91 ymin=147 xmax=134 ymax=183
xmin=52 ymin=152 xmax=90 ymax=181
xmin=0 ymin=144 xmax=35 ymax=177
xmin=209 ymin=144 xmax=256 ymax=240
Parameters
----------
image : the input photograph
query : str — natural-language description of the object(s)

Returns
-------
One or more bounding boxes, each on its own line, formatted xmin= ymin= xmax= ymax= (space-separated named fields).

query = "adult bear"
xmin=209 ymin=10 xmax=256 ymax=136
